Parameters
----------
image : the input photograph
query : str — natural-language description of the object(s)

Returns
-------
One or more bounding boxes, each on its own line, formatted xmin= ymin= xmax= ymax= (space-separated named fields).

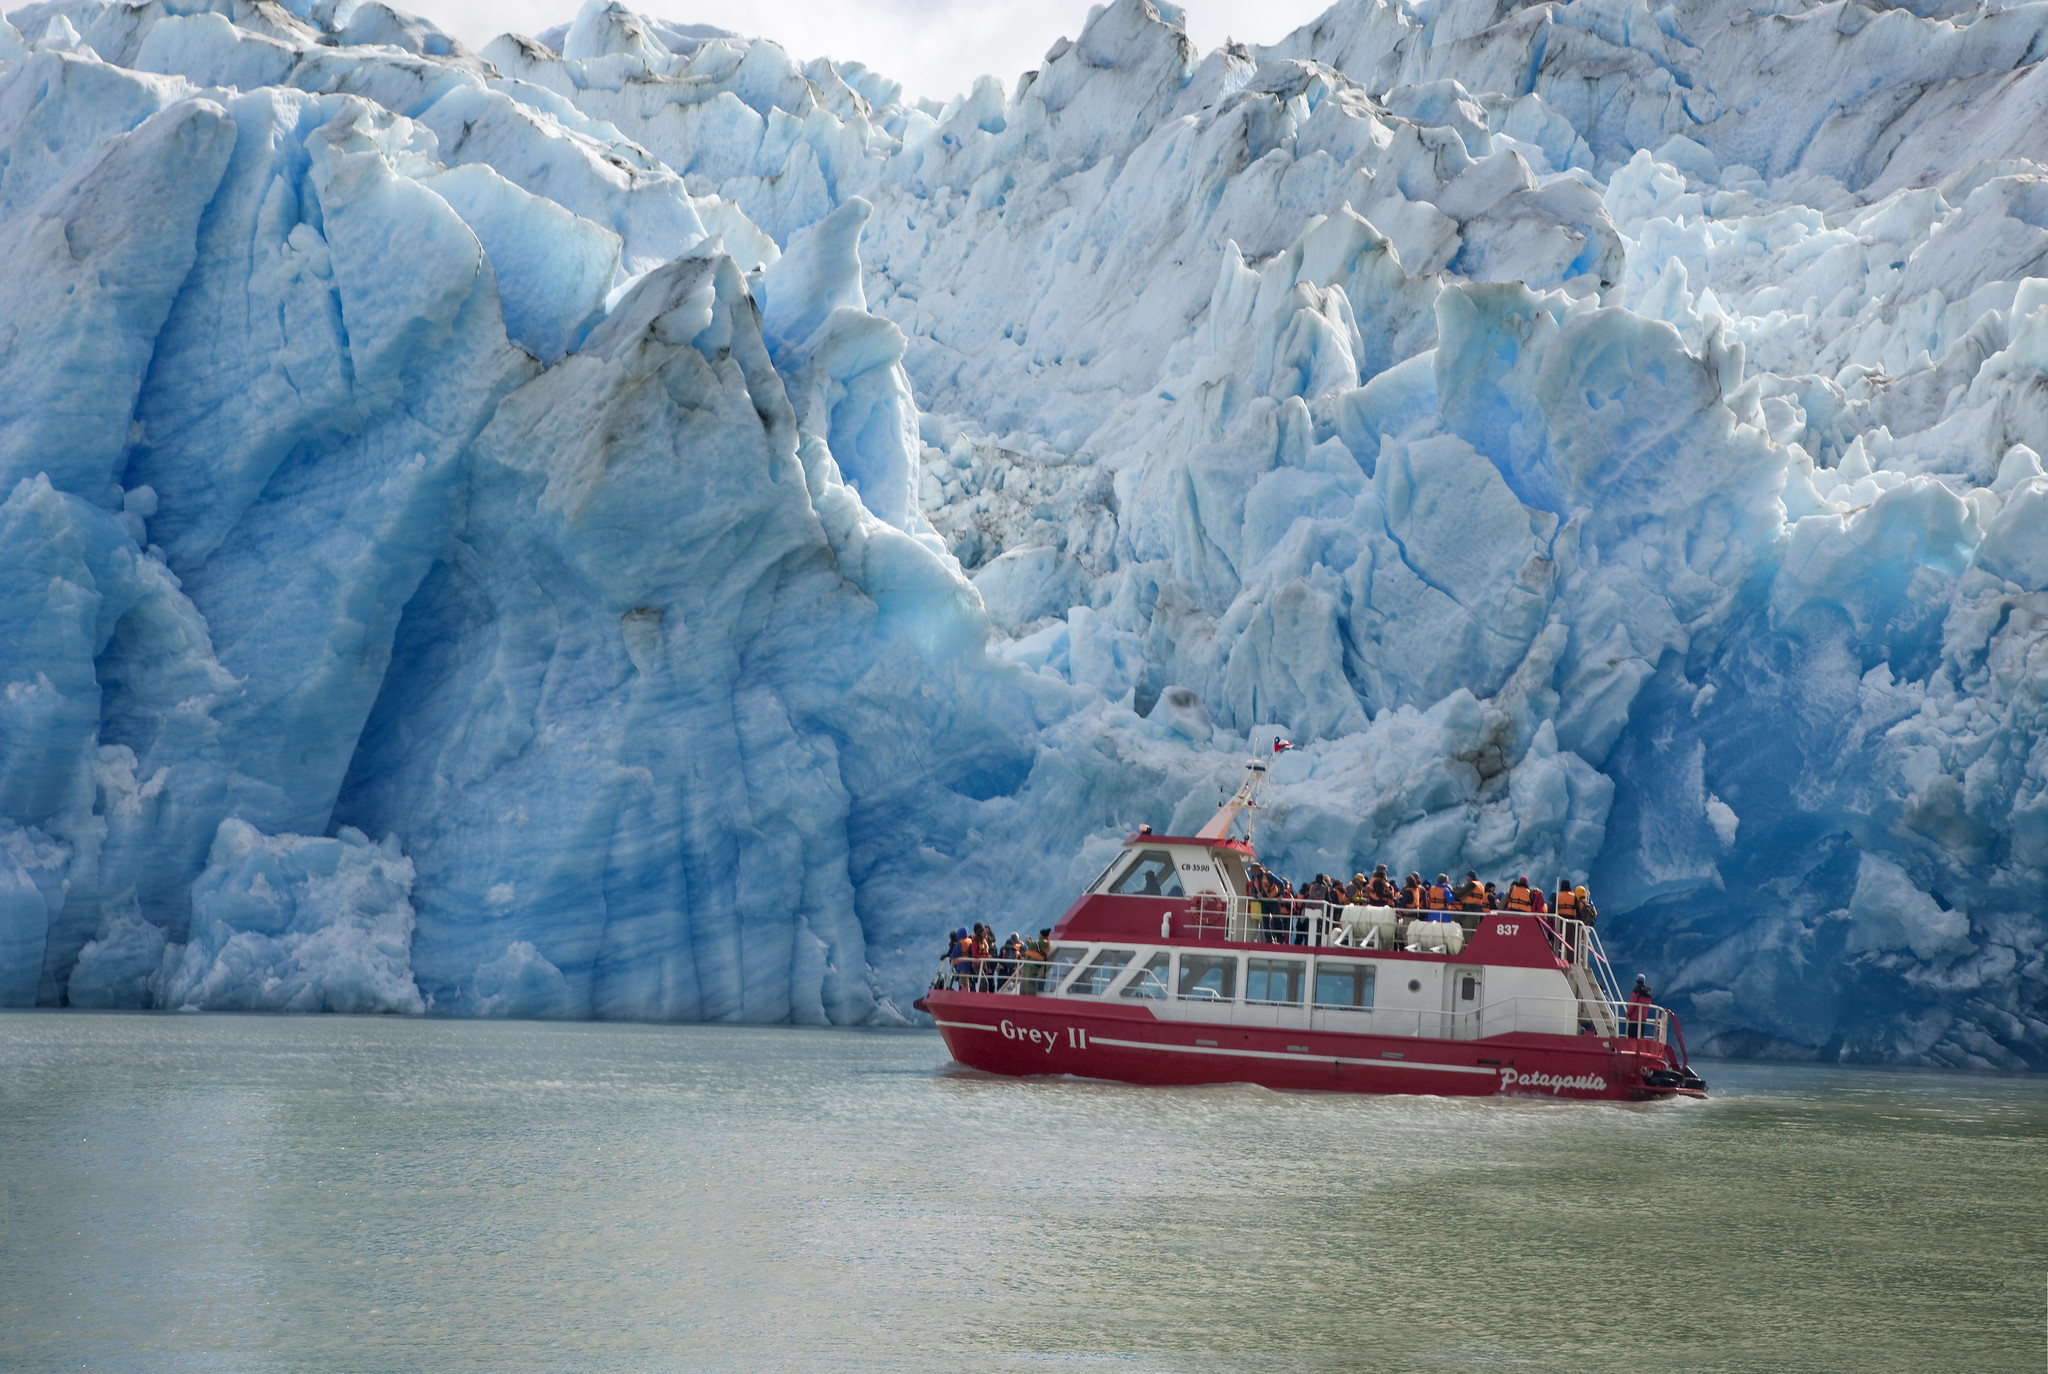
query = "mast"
xmin=1195 ymin=761 xmax=1268 ymax=841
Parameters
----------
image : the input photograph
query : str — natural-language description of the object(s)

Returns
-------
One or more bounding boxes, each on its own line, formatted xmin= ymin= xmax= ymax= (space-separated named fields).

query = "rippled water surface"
xmin=1 ymin=1013 xmax=2043 ymax=1371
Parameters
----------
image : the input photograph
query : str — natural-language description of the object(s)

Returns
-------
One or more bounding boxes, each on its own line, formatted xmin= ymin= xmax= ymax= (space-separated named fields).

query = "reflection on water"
xmin=1 ymin=1013 xmax=2043 ymax=1371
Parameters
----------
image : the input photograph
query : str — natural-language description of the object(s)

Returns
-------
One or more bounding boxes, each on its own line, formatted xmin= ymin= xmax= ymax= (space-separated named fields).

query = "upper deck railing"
xmin=1174 ymin=895 xmax=1481 ymax=951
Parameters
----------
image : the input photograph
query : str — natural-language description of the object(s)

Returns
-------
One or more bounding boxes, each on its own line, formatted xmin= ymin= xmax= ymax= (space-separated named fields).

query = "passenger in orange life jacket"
xmin=1263 ymin=869 xmax=1287 ymax=942
xmin=1424 ymin=874 xmax=1453 ymax=910
xmin=1554 ymin=880 xmax=1580 ymax=917
xmin=1400 ymin=873 xmax=1423 ymax=910
xmin=1483 ymin=881 xmax=1498 ymax=910
xmin=1346 ymin=872 xmax=1371 ymax=906
xmin=1367 ymin=865 xmax=1398 ymax=906
xmin=945 ymin=926 xmax=974 ymax=989
xmin=1454 ymin=870 xmax=1487 ymax=912
xmin=1504 ymin=876 xmax=1536 ymax=911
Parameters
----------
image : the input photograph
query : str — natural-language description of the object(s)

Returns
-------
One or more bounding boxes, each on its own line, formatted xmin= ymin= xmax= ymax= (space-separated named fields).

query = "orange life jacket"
xmin=1505 ymin=884 xmax=1534 ymax=912
xmin=1555 ymin=888 xmax=1579 ymax=917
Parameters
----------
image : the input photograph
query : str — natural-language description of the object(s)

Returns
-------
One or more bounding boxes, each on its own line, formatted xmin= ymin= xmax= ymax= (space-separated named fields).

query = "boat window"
xmin=1314 ymin=961 xmax=1376 ymax=1009
xmin=1063 ymin=948 xmax=1136 ymax=997
xmin=1120 ymin=951 xmax=1171 ymax=999
xmin=1107 ymin=850 xmax=1184 ymax=898
xmin=1044 ymin=945 xmax=1089 ymax=991
xmin=1246 ymin=957 xmax=1306 ymax=1005
xmin=1082 ymin=854 xmax=1123 ymax=895
xmin=1176 ymin=953 xmax=1237 ymax=1002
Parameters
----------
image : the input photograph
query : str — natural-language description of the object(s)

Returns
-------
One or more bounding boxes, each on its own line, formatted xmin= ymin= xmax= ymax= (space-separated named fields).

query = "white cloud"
xmin=402 ymin=0 xmax=1339 ymax=105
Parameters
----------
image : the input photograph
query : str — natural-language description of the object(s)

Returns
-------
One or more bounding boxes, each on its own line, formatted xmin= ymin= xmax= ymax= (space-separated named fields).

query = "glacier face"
xmin=0 ymin=0 xmax=2042 ymax=1067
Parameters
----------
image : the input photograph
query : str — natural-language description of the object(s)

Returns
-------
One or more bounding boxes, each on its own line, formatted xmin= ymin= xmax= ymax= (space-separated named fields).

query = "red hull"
xmin=923 ymin=990 xmax=1700 ymax=1102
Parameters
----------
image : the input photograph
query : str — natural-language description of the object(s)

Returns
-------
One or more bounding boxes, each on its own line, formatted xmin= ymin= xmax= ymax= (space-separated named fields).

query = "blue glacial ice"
xmin=0 ymin=0 xmax=2043 ymax=1068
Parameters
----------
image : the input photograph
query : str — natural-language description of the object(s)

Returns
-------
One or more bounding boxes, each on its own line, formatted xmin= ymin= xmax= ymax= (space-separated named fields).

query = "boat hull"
xmin=921 ymin=990 xmax=1702 ymax=1101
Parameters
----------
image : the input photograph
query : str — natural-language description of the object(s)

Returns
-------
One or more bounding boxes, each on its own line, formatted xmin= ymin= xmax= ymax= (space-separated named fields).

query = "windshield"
xmin=1108 ymin=850 xmax=1184 ymax=897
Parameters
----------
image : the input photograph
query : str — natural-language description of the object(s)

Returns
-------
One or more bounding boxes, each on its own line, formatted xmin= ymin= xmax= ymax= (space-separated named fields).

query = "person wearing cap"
xmin=948 ymin=927 xmax=975 ymax=989
xmin=1454 ymin=870 xmax=1487 ymax=912
xmin=1576 ymin=885 xmax=1597 ymax=928
xmin=1015 ymin=928 xmax=1046 ymax=994
xmin=1345 ymin=871 xmax=1370 ymax=905
xmin=1627 ymin=975 xmax=1655 ymax=1037
xmin=1504 ymin=876 xmax=1537 ymax=912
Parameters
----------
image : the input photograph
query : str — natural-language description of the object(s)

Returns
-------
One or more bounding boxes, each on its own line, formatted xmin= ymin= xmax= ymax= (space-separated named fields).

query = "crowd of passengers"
xmin=940 ymin=924 xmax=1055 ymax=994
xmin=1240 ymin=864 xmax=1598 ymax=935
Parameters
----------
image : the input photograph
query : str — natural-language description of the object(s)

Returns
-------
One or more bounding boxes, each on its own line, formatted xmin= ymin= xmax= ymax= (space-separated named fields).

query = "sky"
xmin=401 ymin=0 xmax=1341 ymax=105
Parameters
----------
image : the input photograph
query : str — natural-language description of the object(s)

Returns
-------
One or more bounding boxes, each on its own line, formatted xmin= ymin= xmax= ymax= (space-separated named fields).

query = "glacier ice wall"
xmin=0 ymin=0 xmax=2042 ymax=1067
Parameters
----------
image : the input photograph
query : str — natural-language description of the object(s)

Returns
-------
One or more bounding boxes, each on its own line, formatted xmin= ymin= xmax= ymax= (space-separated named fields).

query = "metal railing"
xmin=932 ymin=955 xmax=1071 ymax=996
xmin=1174 ymin=896 xmax=1484 ymax=949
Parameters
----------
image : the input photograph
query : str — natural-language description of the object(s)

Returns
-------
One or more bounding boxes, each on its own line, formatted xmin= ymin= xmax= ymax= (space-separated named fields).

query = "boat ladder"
xmin=1553 ymin=918 xmax=1623 ymax=1036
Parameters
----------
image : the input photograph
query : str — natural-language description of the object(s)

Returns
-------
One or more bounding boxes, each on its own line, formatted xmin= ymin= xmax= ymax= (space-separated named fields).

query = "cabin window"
xmin=1120 ymin=952 xmax=1171 ymax=999
xmin=1245 ymin=957 xmax=1306 ymax=1005
xmin=1063 ymin=947 xmax=1136 ymax=997
xmin=1043 ymin=945 xmax=1089 ymax=992
xmin=1314 ymin=962 xmax=1375 ymax=1009
xmin=1107 ymin=850 xmax=1184 ymax=898
xmin=1176 ymin=953 xmax=1237 ymax=1001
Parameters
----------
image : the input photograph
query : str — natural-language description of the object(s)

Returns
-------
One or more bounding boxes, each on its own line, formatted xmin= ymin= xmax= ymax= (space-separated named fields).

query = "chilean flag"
xmin=1272 ymin=738 xmax=1295 ymax=754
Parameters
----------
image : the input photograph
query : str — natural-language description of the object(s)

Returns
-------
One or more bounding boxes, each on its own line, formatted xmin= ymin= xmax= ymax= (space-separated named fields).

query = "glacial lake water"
xmin=0 ymin=1013 xmax=2043 ymax=1372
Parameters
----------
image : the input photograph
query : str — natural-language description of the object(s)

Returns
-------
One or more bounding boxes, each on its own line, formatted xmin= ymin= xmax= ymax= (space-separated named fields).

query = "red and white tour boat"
xmin=916 ymin=763 xmax=1707 ymax=1101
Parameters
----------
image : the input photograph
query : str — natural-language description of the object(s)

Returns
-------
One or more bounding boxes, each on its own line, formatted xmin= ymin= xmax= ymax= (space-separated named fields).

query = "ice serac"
xmin=74 ymin=818 xmax=426 ymax=1013
xmin=0 ymin=0 xmax=2043 ymax=1068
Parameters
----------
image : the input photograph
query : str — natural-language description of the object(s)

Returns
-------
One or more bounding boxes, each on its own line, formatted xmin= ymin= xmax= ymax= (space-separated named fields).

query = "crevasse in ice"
xmin=0 ymin=0 xmax=2042 ymax=1066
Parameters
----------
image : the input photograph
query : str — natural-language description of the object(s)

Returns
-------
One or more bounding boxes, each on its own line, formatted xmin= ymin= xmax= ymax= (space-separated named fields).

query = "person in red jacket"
xmin=1626 ymin=976 xmax=1655 ymax=1038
